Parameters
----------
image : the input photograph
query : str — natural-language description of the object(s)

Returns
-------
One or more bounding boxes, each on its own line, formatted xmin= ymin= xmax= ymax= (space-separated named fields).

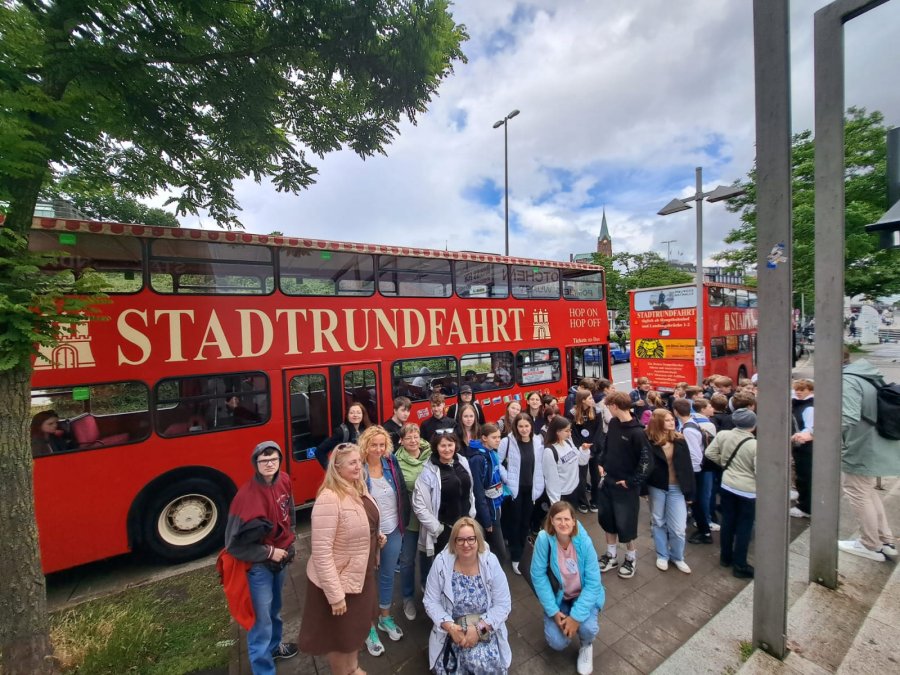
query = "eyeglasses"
xmin=257 ymin=458 xmax=280 ymax=465
xmin=455 ymin=536 xmax=477 ymax=546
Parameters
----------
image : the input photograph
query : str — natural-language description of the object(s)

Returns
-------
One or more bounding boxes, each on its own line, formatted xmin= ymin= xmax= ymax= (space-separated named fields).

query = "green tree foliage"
xmin=0 ymin=2 xmax=466 ymax=671
xmin=45 ymin=178 xmax=181 ymax=227
xmin=716 ymin=107 xmax=899 ymax=302
xmin=596 ymin=251 xmax=693 ymax=313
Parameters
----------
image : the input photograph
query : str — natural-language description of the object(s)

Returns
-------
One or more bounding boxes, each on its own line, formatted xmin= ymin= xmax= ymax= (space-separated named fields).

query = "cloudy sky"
xmin=170 ymin=0 xmax=899 ymax=267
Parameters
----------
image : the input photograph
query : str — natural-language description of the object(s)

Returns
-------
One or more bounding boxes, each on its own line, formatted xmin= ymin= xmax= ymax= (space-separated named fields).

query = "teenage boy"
xmin=383 ymin=396 xmax=412 ymax=448
xmin=223 ymin=441 xmax=297 ymax=674
xmin=419 ymin=393 xmax=458 ymax=442
xmin=447 ymin=385 xmax=486 ymax=424
xmin=597 ymin=391 xmax=653 ymax=579
xmin=790 ymin=379 xmax=815 ymax=519
xmin=629 ymin=377 xmax=652 ymax=410
xmin=674 ymin=398 xmax=714 ymax=545
xmin=462 ymin=423 xmax=508 ymax=561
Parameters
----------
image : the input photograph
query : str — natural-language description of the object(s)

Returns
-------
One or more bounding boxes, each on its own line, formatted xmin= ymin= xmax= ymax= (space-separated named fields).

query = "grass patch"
xmin=846 ymin=343 xmax=865 ymax=353
xmin=739 ymin=640 xmax=754 ymax=662
xmin=51 ymin=567 xmax=232 ymax=674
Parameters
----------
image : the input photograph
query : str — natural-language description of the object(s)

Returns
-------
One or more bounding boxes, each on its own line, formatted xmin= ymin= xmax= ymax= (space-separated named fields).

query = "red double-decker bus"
xmin=628 ymin=283 xmax=758 ymax=392
xmin=25 ymin=217 xmax=609 ymax=573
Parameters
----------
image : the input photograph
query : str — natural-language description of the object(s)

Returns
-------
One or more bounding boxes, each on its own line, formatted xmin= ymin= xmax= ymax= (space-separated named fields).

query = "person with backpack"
xmin=459 ymin=412 xmax=508 ymax=564
xmin=673 ymin=398 xmax=715 ymax=545
xmin=838 ymin=350 xmax=900 ymax=562
xmin=315 ymin=402 xmax=371 ymax=469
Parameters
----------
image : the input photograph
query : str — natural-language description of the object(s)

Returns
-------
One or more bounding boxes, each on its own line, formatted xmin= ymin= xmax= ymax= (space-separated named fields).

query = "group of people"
xmin=221 ymin=350 xmax=898 ymax=675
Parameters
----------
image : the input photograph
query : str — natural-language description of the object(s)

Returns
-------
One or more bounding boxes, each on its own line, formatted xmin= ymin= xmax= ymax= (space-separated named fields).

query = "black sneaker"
xmin=588 ymin=503 xmax=599 ymax=513
xmin=272 ymin=642 xmax=299 ymax=660
xmin=733 ymin=564 xmax=754 ymax=579
xmin=618 ymin=558 xmax=636 ymax=578
xmin=688 ymin=532 xmax=713 ymax=545
xmin=577 ymin=504 xmax=589 ymax=514
xmin=598 ymin=554 xmax=619 ymax=573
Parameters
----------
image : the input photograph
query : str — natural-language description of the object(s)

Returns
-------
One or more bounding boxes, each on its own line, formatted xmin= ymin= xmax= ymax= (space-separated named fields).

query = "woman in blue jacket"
xmin=531 ymin=500 xmax=605 ymax=675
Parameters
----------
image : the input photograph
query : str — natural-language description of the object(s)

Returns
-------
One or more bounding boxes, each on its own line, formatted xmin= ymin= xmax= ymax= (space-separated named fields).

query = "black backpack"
xmin=684 ymin=421 xmax=718 ymax=471
xmin=846 ymin=373 xmax=900 ymax=441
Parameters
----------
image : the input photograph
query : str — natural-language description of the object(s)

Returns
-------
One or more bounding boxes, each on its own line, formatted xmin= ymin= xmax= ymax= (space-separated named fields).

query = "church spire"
xmin=597 ymin=207 xmax=612 ymax=257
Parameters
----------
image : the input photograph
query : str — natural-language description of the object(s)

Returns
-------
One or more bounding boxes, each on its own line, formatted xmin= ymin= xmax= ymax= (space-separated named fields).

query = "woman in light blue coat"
xmin=423 ymin=517 xmax=512 ymax=674
xmin=532 ymin=501 xmax=605 ymax=675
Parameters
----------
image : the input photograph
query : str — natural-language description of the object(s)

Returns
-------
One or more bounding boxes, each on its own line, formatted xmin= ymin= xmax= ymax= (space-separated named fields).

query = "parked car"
xmin=610 ymin=341 xmax=630 ymax=363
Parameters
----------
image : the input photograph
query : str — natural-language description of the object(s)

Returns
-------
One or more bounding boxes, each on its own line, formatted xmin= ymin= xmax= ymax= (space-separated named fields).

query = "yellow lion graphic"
xmin=637 ymin=339 xmax=665 ymax=359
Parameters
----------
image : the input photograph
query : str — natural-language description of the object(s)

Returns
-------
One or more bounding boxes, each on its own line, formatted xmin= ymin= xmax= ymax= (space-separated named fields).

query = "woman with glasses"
xmin=314 ymin=402 xmax=371 ymax=469
xmin=358 ymin=426 xmax=411 ymax=657
xmin=424 ymin=517 xmax=511 ymax=675
xmin=299 ymin=442 xmax=385 ymax=675
xmin=413 ymin=432 xmax=476 ymax=582
xmin=531 ymin=501 xmax=605 ymax=675
xmin=395 ymin=423 xmax=432 ymax=620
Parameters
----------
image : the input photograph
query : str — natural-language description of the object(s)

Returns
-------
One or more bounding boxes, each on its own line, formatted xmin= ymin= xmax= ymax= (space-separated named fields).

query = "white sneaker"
xmin=790 ymin=489 xmax=799 ymax=501
xmin=838 ymin=539 xmax=886 ymax=562
xmin=656 ymin=557 xmax=669 ymax=571
xmin=511 ymin=561 xmax=521 ymax=575
xmin=673 ymin=559 xmax=692 ymax=574
xmin=790 ymin=507 xmax=810 ymax=518
xmin=577 ymin=642 xmax=594 ymax=674
xmin=403 ymin=597 xmax=417 ymax=621
xmin=709 ymin=522 xmax=721 ymax=532
xmin=365 ymin=626 xmax=385 ymax=656
xmin=881 ymin=543 xmax=898 ymax=560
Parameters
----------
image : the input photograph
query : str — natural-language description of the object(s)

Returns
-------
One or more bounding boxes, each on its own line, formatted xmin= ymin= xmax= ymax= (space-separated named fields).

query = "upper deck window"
xmin=454 ymin=261 xmax=509 ymax=298
xmin=633 ymin=287 xmax=696 ymax=311
xmin=150 ymin=239 xmax=274 ymax=295
xmin=511 ymin=265 xmax=560 ymax=300
xmin=28 ymin=231 xmax=143 ymax=293
xmin=378 ymin=255 xmax=452 ymax=297
xmin=562 ymin=270 xmax=604 ymax=301
xmin=280 ymin=249 xmax=375 ymax=296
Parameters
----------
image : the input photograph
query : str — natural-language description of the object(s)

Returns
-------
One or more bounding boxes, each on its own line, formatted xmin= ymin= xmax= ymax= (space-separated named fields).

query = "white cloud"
xmin=165 ymin=0 xmax=899 ymax=267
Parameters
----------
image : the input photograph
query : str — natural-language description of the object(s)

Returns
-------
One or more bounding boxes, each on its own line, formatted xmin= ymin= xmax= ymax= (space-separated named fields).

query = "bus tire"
xmin=738 ymin=366 xmax=748 ymax=382
xmin=140 ymin=478 xmax=228 ymax=563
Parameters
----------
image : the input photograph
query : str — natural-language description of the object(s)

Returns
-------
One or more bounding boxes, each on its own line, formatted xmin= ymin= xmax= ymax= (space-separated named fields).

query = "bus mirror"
xmin=659 ymin=329 xmax=671 ymax=337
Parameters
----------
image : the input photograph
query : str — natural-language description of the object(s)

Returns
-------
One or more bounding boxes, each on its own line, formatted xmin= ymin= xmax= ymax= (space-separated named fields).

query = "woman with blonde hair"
xmin=644 ymin=408 xmax=695 ymax=573
xmin=298 ymin=443 xmax=385 ymax=675
xmin=423 ymin=517 xmax=511 ymax=674
xmin=496 ymin=400 xmax=522 ymax=438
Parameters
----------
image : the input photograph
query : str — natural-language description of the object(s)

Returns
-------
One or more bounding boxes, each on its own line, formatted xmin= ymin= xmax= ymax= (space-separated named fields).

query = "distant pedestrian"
xmin=838 ymin=350 xmax=899 ymax=561
xmin=790 ymin=379 xmax=814 ymax=519
xmin=223 ymin=441 xmax=297 ymax=675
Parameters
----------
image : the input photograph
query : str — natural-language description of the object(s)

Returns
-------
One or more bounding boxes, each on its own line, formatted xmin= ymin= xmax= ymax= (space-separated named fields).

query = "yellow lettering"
xmin=194 ymin=310 xmax=235 ymax=360
xmin=154 ymin=309 xmax=195 ymax=363
xmin=276 ymin=309 xmax=307 ymax=355
xmin=344 ymin=308 xmax=369 ymax=352
xmin=372 ymin=309 xmax=399 ymax=350
xmin=446 ymin=309 xmax=468 ymax=345
xmin=509 ymin=308 xmax=525 ymax=341
xmin=492 ymin=308 xmax=510 ymax=342
xmin=117 ymin=309 xmax=151 ymax=366
xmin=310 ymin=309 xmax=341 ymax=353
xmin=401 ymin=309 xmax=426 ymax=348
xmin=238 ymin=309 xmax=273 ymax=358
xmin=427 ymin=308 xmax=447 ymax=346
xmin=468 ymin=308 xmax=489 ymax=344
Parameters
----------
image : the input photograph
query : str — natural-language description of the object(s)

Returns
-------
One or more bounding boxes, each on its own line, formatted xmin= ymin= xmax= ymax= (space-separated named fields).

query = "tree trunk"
xmin=0 ymin=348 xmax=57 ymax=674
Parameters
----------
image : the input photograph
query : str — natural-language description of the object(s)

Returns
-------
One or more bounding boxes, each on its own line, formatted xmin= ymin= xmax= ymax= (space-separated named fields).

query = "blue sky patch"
xmin=463 ymin=178 xmax=502 ymax=206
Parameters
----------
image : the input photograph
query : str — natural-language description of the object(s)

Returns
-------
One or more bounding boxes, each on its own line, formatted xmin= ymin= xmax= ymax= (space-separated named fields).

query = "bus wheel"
xmin=142 ymin=479 xmax=227 ymax=562
xmin=738 ymin=366 xmax=748 ymax=382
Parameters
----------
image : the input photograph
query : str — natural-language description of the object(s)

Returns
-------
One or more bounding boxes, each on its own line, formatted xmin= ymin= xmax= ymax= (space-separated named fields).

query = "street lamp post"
xmin=658 ymin=167 xmax=745 ymax=387
xmin=493 ymin=109 xmax=520 ymax=256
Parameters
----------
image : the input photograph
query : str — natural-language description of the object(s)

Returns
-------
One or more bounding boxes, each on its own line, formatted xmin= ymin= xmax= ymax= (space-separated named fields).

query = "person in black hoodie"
xmin=790 ymin=379 xmax=815 ymax=519
xmin=571 ymin=389 xmax=605 ymax=514
xmin=315 ymin=402 xmax=371 ymax=469
xmin=597 ymin=391 xmax=653 ymax=579
xmin=645 ymin=409 xmax=695 ymax=574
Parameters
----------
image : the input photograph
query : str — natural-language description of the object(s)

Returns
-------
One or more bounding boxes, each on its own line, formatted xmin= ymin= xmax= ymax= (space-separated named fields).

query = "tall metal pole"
xmin=504 ymin=120 xmax=509 ymax=257
xmin=695 ymin=167 xmax=704 ymax=388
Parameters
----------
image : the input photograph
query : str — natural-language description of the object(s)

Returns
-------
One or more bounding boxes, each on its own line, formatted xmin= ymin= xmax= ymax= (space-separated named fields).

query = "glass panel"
xmin=30 ymin=381 xmax=150 ymax=456
xmin=378 ymin=256 xmax=452 ymax=297
xmin=562 ymin=270 xmax=604 ymax=301
xmin=454 ymin=261 xmax=509 ymax=298
xmin=391 ymin=357 xmax=459 ymax=402
xmin=459 ymin=351 xmax=514 ymax=391
xmin=344 ymin=369 xmax=378 ymax=425
xmin=28 ymin=231 xmax=143 ymax=293
xmin=748 ymin=292 xmax=758 ymax=308
xmin=710 ymin=337 xmax=727 ymax=359
xmin=634 ymin=286 xmax=697 ymax=311
xmin=736 ymin=289 xmax=749 ymax=308
xmin=571 ymin=345 xmax=604 ymax=380
xmin=150 ymin=239 xmax=274 ymax=295
xmin=155 ymin=371 xmax=269 ymax=435
xmin=516 ymin=348 xmax=562 ymax=385
xmin=279 ymin=249 xmax=375 ymax=296
xmin=289 ymin=374 xmax=329 ymax=460
xmin=511 ymin=265 xmax=560 ymax=299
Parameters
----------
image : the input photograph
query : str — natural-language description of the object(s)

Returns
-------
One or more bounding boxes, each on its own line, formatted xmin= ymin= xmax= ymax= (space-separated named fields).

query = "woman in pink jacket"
xmin=298 ymin=442 xmax=386 ymax=675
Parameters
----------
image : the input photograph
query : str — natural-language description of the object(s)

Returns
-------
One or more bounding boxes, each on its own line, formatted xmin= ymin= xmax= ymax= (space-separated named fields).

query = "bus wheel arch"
xmin=129 ymin=468 xmax=236 ymax=563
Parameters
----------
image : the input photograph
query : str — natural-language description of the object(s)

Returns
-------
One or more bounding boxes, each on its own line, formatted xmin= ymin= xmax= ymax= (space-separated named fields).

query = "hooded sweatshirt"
xmin=842 ymin=359 xmax=900 ymax=477
xmin=599 ymin=416 xmax=653 ymax=488
xmin=461 ymin=439 xmax=504 ymax=531
xmin=224 ymin=441 xmax=296 ymax=562
xmin=395 ymin=443 xmax=432 ymax=532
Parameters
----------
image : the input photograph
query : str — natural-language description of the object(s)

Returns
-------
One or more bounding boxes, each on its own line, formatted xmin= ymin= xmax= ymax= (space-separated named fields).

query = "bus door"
xmin=566 ymin=344 xmax=607 ymax=387
xmin=283 ymin=362 xmax=381 ymax=504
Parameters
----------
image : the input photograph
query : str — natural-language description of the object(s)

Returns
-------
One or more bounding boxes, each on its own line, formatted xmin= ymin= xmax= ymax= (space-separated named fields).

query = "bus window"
xmin=289 ymin=374 xmax=329 ymax=458
xmin=454 ymin=261 xmax=509 ymax=298
xmin=739 ymin=334 xmax=752 ymax=353
xmin=721 ymin=288 xmax=737 ymax=307
xmin=378 ymin=256 xmax=452 ymax=297
xmin=748 ymin=292 xmax=758 ymax=308
xmin=511 ymin=265 xmax=560 ymax=300
xmin=571 ymin=345 xmax=604 ymax=380
xmin=562 ymin=270 xmax=604 ymax=301
xmin=736 ymin=289 xmax=750 ymax=308
xmin=710 ymin=337 xmax=727 ymax=359
xmin=279 ymin=249 xmax=375 ymax=296
xmin=30 ymin=381 xmax=150 ymax=456
xmin=156 ymin=372 xmax=269 ymax=436
xmin=344 ymin=368 xmax=378 ymax=424
xmin=516 ymin=348 xmax=561 ymax=385
xmin=392 ymin=357 xmax=459 ymax=402
xmin=28 ymin=231 xmax=143 ymax=293
xmin=460 ymin=351 xmax=514 ymax=391
xmin=149 ymin=239 xmax=274 ymax=295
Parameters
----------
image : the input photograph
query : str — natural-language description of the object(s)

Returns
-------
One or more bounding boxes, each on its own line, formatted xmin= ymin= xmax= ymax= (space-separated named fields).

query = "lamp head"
xmin=658 ymin=198 xmax=692 ymax=216
xmin=705 ymin=184 xmax=746 ymax=203
xmin=507 ymin=109 xmax=520 ymax=119
xmin=492 ymin=120 xmax=504 ymax=129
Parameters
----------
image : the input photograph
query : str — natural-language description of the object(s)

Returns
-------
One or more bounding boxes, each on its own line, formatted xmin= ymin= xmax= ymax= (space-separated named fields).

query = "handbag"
xmin=440 ymin=632 xmax=458 ymax=673
xmin=520 ymin=533 xmax=560 ymax=597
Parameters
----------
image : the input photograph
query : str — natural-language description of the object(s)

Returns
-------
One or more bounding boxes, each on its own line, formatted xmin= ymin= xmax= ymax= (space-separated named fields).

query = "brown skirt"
xmin=298 ymin=498 xmax=379 ymax=655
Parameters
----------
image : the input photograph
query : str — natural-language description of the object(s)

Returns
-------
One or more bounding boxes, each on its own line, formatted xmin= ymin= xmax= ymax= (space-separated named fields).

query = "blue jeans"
xmin=378 ymin=526 xmax=404 ymax=609
xmin=398 ymin=528 xmax=420 ymax=600
xmin=544 ymin=598 xmax=599 ymax=650
xmin=648 ymin=485 xmax=688 ymax=562
xmin=247 ymin=563 xmax=286 ymax=675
